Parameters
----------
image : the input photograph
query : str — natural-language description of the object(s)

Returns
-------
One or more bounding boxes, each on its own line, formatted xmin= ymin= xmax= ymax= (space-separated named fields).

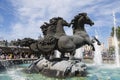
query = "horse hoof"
xmin=93 ymin=48 xmax=95 ymax=51
xmin=97 ymin=42 xmax=101 ymax=45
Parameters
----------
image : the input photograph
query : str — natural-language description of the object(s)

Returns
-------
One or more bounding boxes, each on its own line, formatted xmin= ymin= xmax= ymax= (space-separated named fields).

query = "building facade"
xmin=108 ymin=36 xmax=114 ymax=49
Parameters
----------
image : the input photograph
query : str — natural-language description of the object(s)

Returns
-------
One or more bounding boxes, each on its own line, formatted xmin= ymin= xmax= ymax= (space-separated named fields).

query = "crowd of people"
xmin=0 ymin=48 xmax=38 ymax=60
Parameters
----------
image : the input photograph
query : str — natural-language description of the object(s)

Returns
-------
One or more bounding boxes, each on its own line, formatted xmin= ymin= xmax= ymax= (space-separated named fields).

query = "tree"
xmin=20 ymin=38 xmax=37 ymax=47
xmin=19 ymin=38 xmax=41 ymax=58
xmin=12 ymin=38 xmax=36 ymax=47
xmin=111 ymin=26 xmax=120 ymax=40
xmin=108 ymin=46 xmax=115 ymax=55
xmin=111 ymin=26 xmax=120 ymax=50
xmin=12 ymin=39 xmax=21 ymax=46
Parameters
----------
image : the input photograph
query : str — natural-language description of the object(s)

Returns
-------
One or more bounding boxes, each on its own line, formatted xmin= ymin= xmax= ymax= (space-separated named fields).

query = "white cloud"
xmin=9 ymin=21 xmax=43 ymax=40
xmin=6 ymin=0 xmax=120 ymax=42
xmin=8 ymin=0 xmax=82 ymax=40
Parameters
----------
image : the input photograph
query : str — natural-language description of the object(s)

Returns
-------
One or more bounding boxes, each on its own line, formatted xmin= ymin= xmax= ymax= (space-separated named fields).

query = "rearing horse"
xmin=71 ymin=13 xmax=95 ymax=50
xmin=57 ymin=13 xmax=95 ymax=57
xmin=37 ymin=17 xmax=70 ymax=59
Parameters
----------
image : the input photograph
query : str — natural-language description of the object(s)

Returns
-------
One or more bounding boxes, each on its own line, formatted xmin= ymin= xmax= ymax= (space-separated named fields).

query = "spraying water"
xmin=113 ymin=11 xmax=120 ymax=67
xmin=74 ymin=47 xmax=84 ymax=60
xmin=54 ymin=50 xmax=61 ymax=58
xmin=93 ymin=34 xmax=102 ymax=66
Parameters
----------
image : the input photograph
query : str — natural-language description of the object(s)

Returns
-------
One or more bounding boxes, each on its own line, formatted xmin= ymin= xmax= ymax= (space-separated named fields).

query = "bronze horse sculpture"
xmin=33 ymin=17 xmax=70 ymax=59
xmin=27 ymin=13 xmax=95 ymax=78
xmin=30 ymin=21 xmax=57 ymax=59
xmin=30 ymin=13 xmax=96 ymax=59
xmin=57 ymin=13 xmax=95 ymax=57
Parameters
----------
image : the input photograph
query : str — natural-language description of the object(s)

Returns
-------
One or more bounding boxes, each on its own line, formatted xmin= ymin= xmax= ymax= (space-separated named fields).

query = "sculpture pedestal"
xmin=28 ymin=58 xmax=87 ymax=78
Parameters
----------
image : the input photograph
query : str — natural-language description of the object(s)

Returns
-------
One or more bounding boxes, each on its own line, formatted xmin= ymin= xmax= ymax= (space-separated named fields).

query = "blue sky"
xmin=0 ymin=0 xmax=120 ymax=47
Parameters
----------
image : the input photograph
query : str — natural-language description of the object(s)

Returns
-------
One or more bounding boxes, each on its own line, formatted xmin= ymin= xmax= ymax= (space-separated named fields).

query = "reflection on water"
xmin=87 ymin=66 xmax=120 ymax=80
xmin=0 ymin=64 xmax=120 ymax=80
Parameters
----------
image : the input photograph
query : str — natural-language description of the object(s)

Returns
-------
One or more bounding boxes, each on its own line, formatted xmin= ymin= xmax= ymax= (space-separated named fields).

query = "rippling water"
xmin=0 ymin=64 xmax=120 ymax=80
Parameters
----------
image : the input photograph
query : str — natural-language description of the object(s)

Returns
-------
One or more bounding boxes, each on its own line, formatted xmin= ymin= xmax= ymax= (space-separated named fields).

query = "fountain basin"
xmin=28 ymin=58 xmax=87 ymax=78
xmin=1 ymin=63 xmax=120 ymax=80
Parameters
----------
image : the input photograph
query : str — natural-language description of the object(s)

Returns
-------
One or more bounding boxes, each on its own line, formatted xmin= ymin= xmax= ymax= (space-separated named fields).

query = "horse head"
xmin=57 ymin=17 xmax=70 ymax=27
xmin=71 ymin=13 xmax=94 ymax=34
xmin=78 ymin=13 xmax=94 ymax=26
xmin=54 ymin=17 xmax=70 ymax=38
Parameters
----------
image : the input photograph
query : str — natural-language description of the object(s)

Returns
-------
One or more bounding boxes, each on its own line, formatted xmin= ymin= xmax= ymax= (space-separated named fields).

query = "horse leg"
xmin=95 ymin=38 xmax=101 ymax=45
xmin=85 ymin=38 xmax=95 ymax=51
xmin=71 ymin=50 xmax=76 ymax=56
xmin=60 ymin=53 xmax=65 ymax=58
xmin=86 ymin=41 xmax=95 ymax=51
xmin=90 ymin=43 xmax=95 ymax=51
xmin=69 ymin=50 xmax=76 ymax=60
xmin=44 ymin=54 xmax=50 ymax=60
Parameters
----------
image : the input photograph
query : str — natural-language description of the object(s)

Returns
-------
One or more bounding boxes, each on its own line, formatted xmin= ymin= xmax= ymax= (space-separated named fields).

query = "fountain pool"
xmin=0 ymin=64 xmax=120 ymax=80
xmin=0 ymin=12 xmax=120 ymax=80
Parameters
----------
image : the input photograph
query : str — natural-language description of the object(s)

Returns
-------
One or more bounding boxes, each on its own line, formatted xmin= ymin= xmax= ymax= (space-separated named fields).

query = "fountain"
xmin=1 ymin=12 xmax=120 ymax=80
xmin=27 ymin=13 xmax=93 ymax=78
xmin=74 ymin=47 xmax=84 ymax=60
xmin=93 ymin=35 xmax=102 ymax=66
xmin=113 ymin=11 xmax=120 ymax=67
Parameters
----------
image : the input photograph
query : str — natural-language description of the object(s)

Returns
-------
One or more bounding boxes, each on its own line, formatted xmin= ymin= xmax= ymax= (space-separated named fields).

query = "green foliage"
xmin=11 ymin=39 xmax=21 ymax=46
xmin=117 ymin=26 xmax=120 ymax=40
xmin=108 ymin=46 xmax=115 ymax=55
xmin=12 ymin=38 xmax=37 ymax=47
xmin=111 ymin=26 xmax=120 ymax=40
xmin=20 ymin=38 xmax=37 ymax=47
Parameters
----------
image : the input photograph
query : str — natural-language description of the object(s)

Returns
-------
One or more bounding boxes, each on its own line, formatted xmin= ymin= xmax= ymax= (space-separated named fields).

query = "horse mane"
xmin=40 ymin=17 xmax=65 ymax=38
xmin=40 ymin=22 xmax=49 ymax=30
xmin=49 ymin=17 xmax=62 ymax=25
xmin=78 ymin=13 xmax=87 ymax=16
xmin=71 ymin=13 xmax=87 ymax=29
xmin=72 ymin=12 xmax=87 ymax=22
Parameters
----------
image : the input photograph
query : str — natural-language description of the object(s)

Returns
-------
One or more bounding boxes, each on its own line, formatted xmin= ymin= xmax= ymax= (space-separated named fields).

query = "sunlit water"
xmin=113 ymin=11 xmax=120 ymax=67
xmin=1 ymin=64 xmax=120 ymax=80
xmin=93 ymin=41 xmax=102 ymax=66
xmin=74 ymin=47 xmax=84 ymax=59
